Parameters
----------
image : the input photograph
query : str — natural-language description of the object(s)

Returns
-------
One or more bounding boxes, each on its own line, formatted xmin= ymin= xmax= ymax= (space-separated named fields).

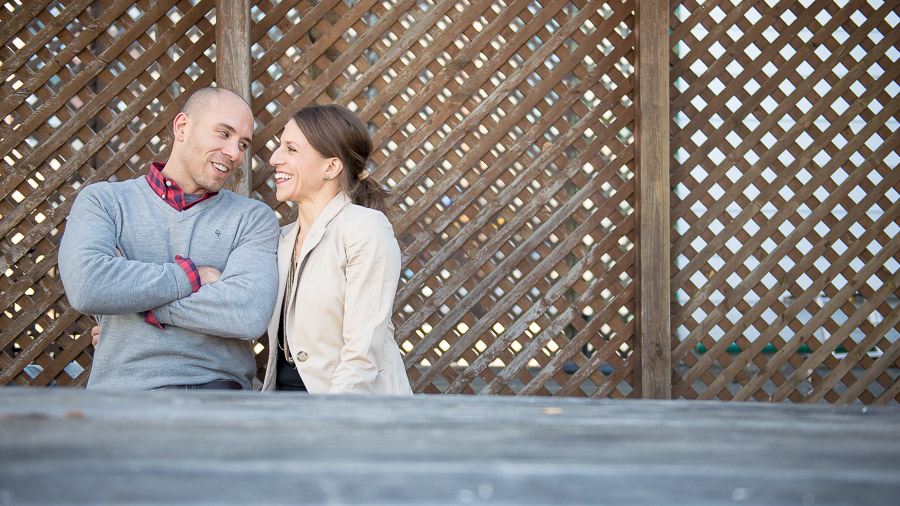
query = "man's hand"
xmin=197 ymin=266 xmax=222 ymax=286
xmin=91 ymin=326 xmax=100 ymax=347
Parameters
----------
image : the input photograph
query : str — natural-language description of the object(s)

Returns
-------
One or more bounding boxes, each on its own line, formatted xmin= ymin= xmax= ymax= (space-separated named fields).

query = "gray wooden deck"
xmin=1 ymin=389 xmax=899 ymax=505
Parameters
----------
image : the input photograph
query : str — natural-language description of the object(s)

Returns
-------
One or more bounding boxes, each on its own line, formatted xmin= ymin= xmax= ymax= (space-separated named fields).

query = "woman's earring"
xmin=323 ymin=174 xmax=331 ymax=180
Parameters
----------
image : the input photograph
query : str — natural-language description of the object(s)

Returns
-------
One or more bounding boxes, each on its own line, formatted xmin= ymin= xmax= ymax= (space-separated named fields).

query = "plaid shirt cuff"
xmin=175 ymin=255 xmax=201 ymax=293
xmin=144 ymin=310 xmax=164 ymax=330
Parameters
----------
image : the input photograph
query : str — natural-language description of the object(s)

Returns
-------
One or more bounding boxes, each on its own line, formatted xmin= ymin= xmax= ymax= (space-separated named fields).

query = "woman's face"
xmin=270 ymin=119 xmax=334 ymax=203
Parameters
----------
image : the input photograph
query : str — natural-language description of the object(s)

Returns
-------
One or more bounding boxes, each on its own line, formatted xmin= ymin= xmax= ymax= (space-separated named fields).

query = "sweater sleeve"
xmin=150 ymin=202 xmax=280 ymax=340
xmin=329 ymin=211 xmax=402 ymax=394
xmin=58 ymin=183 xmax=195 ymax=315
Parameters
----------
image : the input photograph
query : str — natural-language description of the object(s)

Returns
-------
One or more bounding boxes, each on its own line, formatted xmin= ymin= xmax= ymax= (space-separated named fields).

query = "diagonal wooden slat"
xmin=673 ymin=72 xmax=900 ymax=369
xmin=0 ymin=0 xmax=213 ymax=242
xmin=733 ymin=230 xmax=900 ymax=401
xmin=673 ymin=143 xmax=900 ymax=399
xmin=0 ymin=0 xmax=94 ymax=83
xmin=0 ymin=49 xmax=216 ymax=384
xmin=4 ymin=0 xmax=896 ymax=403
xmin=395 ymin=4 xmax=628 ymax=340
xmin=0 ymin=0 xmax=54 ymax=48
xmin=670 ymin=0 xmax=900 ymax=403
xmin=671 ymin=9 xmax=899 ymax=336
xmin=814 ymin=303 xmax=900 ymax=403
xmin=394 ymin=29 xmax=633 ymax=309
xmin=674 ymin=55 xmax=900 ymax=400
xmin=399 ymin=81 xmax=633 ymax=370
xmin=0 ymin=0 xmax=215 ymax=272
xmin=445 ymin=159 xmax=635 ymax=392
xmin=409 ymin=129 xmax=634 ymax=390
xmin=671 ymin=0 xmax=885 ymax=263
xmin=778 ymin=268 xmax=900 ymax=402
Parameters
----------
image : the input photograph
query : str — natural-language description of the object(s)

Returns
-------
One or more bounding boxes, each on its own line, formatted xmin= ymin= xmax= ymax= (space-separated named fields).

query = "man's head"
xmin=165 ymin=87 xmax=254 ymax=193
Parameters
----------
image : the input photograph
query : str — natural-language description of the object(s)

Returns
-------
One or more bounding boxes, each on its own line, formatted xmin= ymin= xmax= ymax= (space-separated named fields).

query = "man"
xmin=58 ymin=87 xmax=279 ymax=390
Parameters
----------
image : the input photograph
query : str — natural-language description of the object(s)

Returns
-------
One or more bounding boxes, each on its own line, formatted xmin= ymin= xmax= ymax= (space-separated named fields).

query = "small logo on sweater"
xmin=215 ymin=230 xmax=221 ymax=237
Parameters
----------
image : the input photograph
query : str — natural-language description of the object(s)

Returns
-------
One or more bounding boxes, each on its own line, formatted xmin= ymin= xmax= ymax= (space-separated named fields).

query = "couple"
xmin=58 ymin=87 xmax=413 ymax=395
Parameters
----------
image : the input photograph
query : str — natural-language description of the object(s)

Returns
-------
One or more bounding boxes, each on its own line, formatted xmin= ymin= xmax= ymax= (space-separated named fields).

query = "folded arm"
xmin=58 ymin=184 xmax=194 ymax=315
xmin=150 ymin=207 xmax=280 ymax=340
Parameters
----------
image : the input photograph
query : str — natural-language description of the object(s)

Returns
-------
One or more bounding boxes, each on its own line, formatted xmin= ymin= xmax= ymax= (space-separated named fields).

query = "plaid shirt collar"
xmin=147 ymin=162 xmax=217 ymax=211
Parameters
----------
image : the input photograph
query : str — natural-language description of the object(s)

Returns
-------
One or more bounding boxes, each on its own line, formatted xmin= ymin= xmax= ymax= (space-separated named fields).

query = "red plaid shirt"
xmin=143 ymin=163 xmax=215 ymax=328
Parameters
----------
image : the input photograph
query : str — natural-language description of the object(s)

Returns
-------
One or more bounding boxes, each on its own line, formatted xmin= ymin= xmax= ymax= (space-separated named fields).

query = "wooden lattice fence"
xmin=671 ymin=0 xmax=900 ymax=403
xmin=1 ymin=0 xmax=898 ymax=402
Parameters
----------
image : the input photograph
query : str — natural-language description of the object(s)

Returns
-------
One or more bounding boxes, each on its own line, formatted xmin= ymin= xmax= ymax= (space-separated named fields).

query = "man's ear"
xmin=172 ymin=112 xmax=189 ymax=143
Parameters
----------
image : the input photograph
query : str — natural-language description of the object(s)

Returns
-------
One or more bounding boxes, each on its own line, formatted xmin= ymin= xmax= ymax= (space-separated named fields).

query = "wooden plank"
xmin=634 ymin=0 xmax=670 ymax=399
xmin=216 ymin=0 xmax=251 ymax=196
xmin=1 ymin=390 xmax=899 ymax=504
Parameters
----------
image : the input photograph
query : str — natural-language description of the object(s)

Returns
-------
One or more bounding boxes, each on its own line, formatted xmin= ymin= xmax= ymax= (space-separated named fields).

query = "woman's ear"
xmin=324 ymin=157 xmax=343 ymax=180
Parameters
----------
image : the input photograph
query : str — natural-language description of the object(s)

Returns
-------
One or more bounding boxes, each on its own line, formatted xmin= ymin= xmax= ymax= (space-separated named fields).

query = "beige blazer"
xmin=261 ymin=192 xmax=413 ymax=395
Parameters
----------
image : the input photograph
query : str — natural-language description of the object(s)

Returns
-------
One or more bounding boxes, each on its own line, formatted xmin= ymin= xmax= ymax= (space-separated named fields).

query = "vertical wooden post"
xmin=216 ymin=0 xmax=251 ymax=196
xmin=634 ymin=0 xmax=671 ymax=399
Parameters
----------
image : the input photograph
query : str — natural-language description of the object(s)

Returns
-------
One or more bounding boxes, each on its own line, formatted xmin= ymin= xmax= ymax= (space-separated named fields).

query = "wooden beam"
xmin=634 ymin=0 xmax=671 ymax=399
xmin=215 ymin=0 xmax=251 ymax=196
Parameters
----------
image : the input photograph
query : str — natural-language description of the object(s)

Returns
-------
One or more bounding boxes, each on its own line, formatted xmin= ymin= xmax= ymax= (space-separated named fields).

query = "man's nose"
xmin=223 ymin=140 xmax=242 ymax=161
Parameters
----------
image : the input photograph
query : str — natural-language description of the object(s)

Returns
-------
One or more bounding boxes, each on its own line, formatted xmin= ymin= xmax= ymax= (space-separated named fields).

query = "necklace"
xmin=278 ymin=230 xmax=302 ymax=365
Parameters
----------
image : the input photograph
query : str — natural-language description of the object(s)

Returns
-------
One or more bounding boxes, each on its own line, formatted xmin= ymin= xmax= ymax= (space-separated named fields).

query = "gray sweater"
xmin=58 ymin=177 xmax=279 ymax=389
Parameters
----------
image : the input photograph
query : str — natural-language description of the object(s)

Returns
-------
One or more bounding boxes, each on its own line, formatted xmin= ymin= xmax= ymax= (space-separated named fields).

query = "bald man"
xmin=59 ymin=88 xmax=279 ymax=390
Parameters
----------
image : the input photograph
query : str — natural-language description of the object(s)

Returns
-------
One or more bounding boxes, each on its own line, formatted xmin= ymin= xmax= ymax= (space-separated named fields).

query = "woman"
xmin=261 ymin=104 xmax=413 ymax=395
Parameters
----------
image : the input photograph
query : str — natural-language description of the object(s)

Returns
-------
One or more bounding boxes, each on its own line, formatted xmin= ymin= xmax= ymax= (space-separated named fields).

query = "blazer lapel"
xmin=286 ymin=192 xmax=352 ymax=310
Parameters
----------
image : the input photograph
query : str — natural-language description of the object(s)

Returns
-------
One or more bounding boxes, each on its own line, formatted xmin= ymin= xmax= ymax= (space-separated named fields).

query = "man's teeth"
xmin=212 ymin=162 xmax=228 ymax=173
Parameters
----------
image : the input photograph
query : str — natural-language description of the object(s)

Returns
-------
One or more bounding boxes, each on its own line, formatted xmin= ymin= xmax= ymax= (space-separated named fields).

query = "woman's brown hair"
xmin=291 ymin=104 xmax=387 ymax=213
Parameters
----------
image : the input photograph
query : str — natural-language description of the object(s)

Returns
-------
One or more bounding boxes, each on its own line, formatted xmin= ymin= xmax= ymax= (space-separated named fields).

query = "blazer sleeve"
xmin=330 ymin=211 xmax=402 ymax=394
xmin=149 ymin=203 xmax=280 ymax=340
xmin=58 ymin=183 xmax=195 ymax=315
